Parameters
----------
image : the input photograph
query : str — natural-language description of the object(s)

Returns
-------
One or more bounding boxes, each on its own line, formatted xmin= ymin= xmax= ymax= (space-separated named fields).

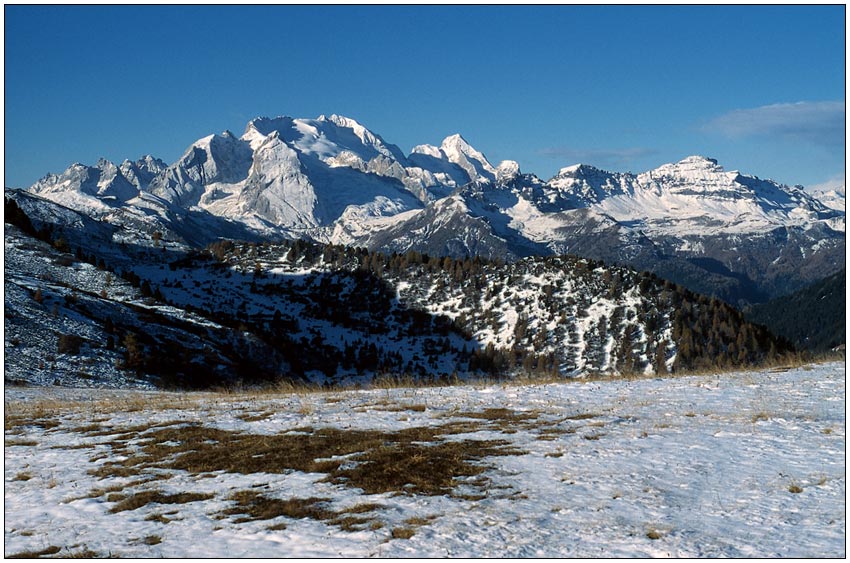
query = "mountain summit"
xmin=20 ymin=113 xmax=845 ymax=306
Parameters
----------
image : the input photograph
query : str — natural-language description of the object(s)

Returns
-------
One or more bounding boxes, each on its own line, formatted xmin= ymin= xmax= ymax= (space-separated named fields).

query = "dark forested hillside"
xmin=744 ymin=269 xmax=845 ymax=352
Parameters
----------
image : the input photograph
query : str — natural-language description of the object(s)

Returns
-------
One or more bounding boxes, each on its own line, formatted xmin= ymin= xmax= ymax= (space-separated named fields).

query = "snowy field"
xmin=4 ymin=362 xmax=845 ymax=557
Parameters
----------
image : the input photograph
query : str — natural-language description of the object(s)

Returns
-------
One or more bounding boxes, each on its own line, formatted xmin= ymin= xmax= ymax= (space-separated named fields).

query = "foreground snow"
xmin=4 ymin=362 xmax=845 ymax=557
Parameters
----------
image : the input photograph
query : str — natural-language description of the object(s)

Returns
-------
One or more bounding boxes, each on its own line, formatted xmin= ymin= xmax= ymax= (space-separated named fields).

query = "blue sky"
xmin=4 ymin=5 xmax=845 ymax=189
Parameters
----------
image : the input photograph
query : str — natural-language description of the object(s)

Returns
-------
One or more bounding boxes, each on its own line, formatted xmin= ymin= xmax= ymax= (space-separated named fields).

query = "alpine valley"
xmin=4 ymin=113 xmax=844 ymax=388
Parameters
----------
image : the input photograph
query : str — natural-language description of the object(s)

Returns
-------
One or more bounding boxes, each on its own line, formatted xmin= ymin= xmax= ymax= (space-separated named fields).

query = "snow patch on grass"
xmin=4 ymin=362 xmax=845 ymax=557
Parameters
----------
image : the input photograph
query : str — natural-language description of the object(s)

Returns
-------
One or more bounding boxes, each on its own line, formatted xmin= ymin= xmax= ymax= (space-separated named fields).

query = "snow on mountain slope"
xmin=21 ymin=114 xmax=845 ymax=305
xmin=245 ymin=114 xmax=408 ymax=165
xmin=544 ymin=155 xmax=841 ymax=236
xmin=29 ymin=159 xmax=139 ymax=215
xmin=231 ymin=131 xmax=319 ymax=229
xmin=547 ymin=163 xmax=633 ymax=208
xmin=495 ymin=160 xmax=521 ymax=184
xmin=234 ymin=123 xmax=423 ymax=235
xmin=119 ymin=156 xmax=168 ymax=192
xmin=408 ymin=143 xmax=471 ymax=191
xmin=439 ymin=133 xmax=497 ymax=184
xmin=25 ymin=115 xmax=843 ymax=243
xmin=149 ymin=131 xmax=253 ymax=208
xmin=811 ymin=184 xmax=846 ymax=213
xmin=143 ymin=115 xmax=425 ymax=236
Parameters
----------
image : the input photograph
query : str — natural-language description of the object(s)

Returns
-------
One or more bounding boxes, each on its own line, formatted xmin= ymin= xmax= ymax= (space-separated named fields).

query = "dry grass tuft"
xmin=223 ymin=492 xmax=385 ymax=532
xmin=341 ymin=502 xmax=386 ymax=514
xmin=109 ymin=490 xmax=214 ymax=513
xmin=236 ymin=411 xmax=274 ymax=423
xmin=446 ymin=408 xmax=545 ymax=435
xmin=404 ymin=515 xmax=439 ymax=526
xmin=64 ymin=547 xmax=104 ymax=558
xmin=455 ymin=408 xmax=538 ymax=423
xmin=220 ymin=491 xmax=394 ymax=532
xmin=6 ymin=545 xmax=61 ymax=558
xmin=12 ymin=471 xmax=33 ymax=482
xmin=563 ymin=413 xmax=601 ymax=421
xmin=88 ymin=462 xmax=145 ymax=480
xmin=5 ymin=415 xmax=61 ymax=432
xmin=144 ymin=513 xmax=177 ymax=524
xmin=751 ymin=412 xmax=771 ymax=423
xmin=222 ymin=491 xmax=334 ymax=523
xmin=5 ymin=438 xmax=38 ymax=447
xmin=327 ymin=515 xmax=378 ymax=532
xmin=72 ymin=423 xmax=104 ymax=433
xmin=367 ymin=403 xmax=429 ymax=413
xmin=390 ymin=527 xmax=416 ymax=540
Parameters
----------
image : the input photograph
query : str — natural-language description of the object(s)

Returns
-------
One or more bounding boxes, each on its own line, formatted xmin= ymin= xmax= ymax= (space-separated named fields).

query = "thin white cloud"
xmin=539 ymin=146 xmax=658 ymax=167
xmin=704 ymin=101 xmax=845 ymax=148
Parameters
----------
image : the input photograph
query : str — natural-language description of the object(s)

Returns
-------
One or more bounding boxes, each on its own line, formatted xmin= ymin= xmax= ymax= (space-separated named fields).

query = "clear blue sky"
xmin=4 ymin=5 xmax=845 ymax=189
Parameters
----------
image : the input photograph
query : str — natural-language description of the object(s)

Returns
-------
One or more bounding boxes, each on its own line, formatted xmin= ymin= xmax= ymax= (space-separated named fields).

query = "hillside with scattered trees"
xmin=5 ymin=195 xmax=797 ymax=389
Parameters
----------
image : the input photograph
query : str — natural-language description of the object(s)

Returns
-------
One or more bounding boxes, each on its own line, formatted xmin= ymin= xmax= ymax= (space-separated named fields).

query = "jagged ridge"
xmin=19 ymin=113 xmax=845 ymax=307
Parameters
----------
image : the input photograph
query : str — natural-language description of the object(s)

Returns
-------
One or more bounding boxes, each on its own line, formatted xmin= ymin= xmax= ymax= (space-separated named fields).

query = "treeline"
xmin=196 ymin=238 xmax=797 ymax=379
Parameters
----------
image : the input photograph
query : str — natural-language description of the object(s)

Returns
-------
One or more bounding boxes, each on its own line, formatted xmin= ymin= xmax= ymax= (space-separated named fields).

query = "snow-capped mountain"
xmin=810 ymin=183 xmax=846 ymax=212
xmin=29 ymin=158 xmax=139 ymax=214
xmin=540 ymin=155 xmax=839 ymax=236
xmin=119 ymin=156 xmax=168 ymax=192
xmin=20 ymin=113 xmax=845 ymax=306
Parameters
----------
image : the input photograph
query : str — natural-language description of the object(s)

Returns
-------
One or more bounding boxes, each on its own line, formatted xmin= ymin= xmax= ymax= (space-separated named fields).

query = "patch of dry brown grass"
xmin=404 ymin=515 xmax=439 ymax=526
xmin=366 ymin=403 xmax=429 ymax=413
xmin=88 ymin=461 xmax=145 ymax=480
xmin=235 ymin=411 xmax=274 ymax=423
xmin=144 ymin=513 xmax=178 ymax=524
xmin=6 ymin=545 xmax=61 ymax=558
xmin=222 ymin=491 xmax=335 ymax=523
xmin=562 ymin=412 xmax=602 ymax=421
xmin=109 ymin=490 xmax=214 ymax=513
xmin=63 ymin=547 xmax=104 ymax=558
xmin=222 ymin=493 xmax=393 ymax=533
xmin=390 ymin=527 xmax=416 ymax=540
xmin=455 ymin=408 xmax=538 ymax=423
xmin=5 ymin=438 xmax=38 ymax=447
xmin=4 ymin=415 xmax=61 ymax=432
xmin=79 ymin=418 xmax=525 ymax=499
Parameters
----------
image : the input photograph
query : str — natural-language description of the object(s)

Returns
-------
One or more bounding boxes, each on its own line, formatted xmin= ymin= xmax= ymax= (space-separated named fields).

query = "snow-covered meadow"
xmin=4 ymin=362 xmax=845 ymax=557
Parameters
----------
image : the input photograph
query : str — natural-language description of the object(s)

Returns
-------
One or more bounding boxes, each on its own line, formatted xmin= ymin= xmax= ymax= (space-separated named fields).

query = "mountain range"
xmin=18 ymin=113 xmax=844 ymax=307
xmin=6 ymin=112 xmax=844 ymax=387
